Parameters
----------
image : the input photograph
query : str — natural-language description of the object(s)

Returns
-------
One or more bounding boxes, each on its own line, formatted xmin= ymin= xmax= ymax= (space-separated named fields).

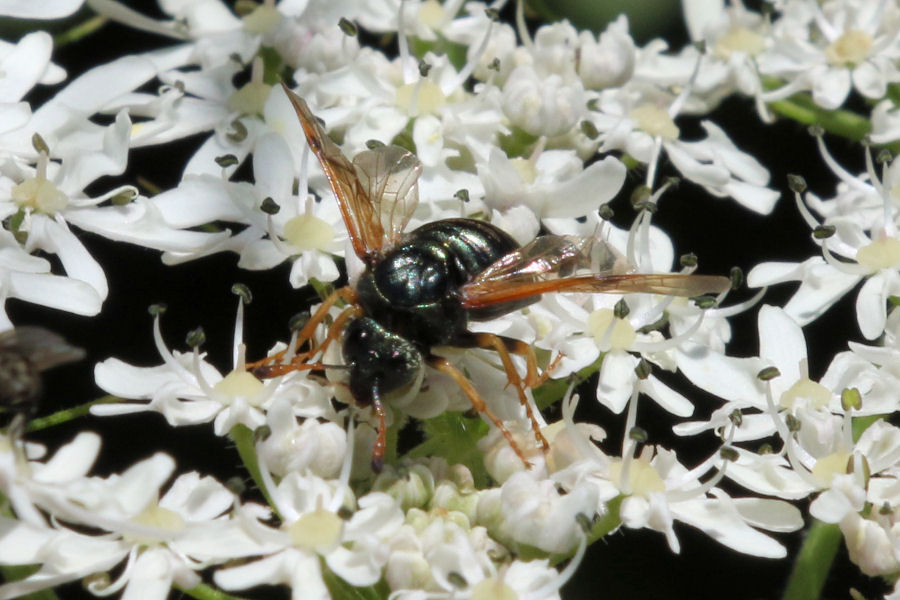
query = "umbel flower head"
xmin=3 ymin=0 xmax=900 ymax=598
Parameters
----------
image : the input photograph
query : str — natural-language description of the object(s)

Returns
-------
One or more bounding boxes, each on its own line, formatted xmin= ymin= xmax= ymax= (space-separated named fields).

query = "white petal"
xmin=641 ymin=375 xmax=693 ymax=417
xmin=757 ymin=305 xmax=806 ymax=389
xmin=811 ymin=67 xmax=851 ymax=110
xmin=675 ymin=344 xmax=764 ymax=404
xmin=0 ymin=0 xmax=83 ymax=18
xmin=852 ymin=61 xmax=886 ymax=99
xmin=58 ymin=110 xmax=131 ymax=193
xmin=596 ymin=351 xmax=637 ymax=413
xmin=8 ymin=270 xmax=102 ymax=315
xmin=253 ymin=132 xmax=295 ymax=203
xmin=33 ymin=432 xmax=101 ymax=483
xmin=856 ymin=271 xmax=896 ymax=340
xmin=0 ymin=32 xmax=53 ymax=102
xmin=29 ymin=216 xmax=107 ymax=298
xmin=540 ymin=156 xmax=626 ymax=218
xmin=120 ymin=549 xmax=175 ymax=600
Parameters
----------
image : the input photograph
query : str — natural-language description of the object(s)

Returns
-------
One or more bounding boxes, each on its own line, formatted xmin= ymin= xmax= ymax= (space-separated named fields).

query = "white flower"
xmin=215 ymin=473 xmax=404 ymax=598
xmin=590 ymin=84 xmax=779 ymax=213
xmin=0 ymin=0 xmax=83 ymax=18
xmin=93 ymin=306 xmax=298 ymax=434
xmin=759 ymin=0 xmax=900 ymax=109
xmin=748 ymin=143 xmax=900 ymax=338
xmin=478 ymin=145 xmax=626 ymax=223
xmin=0 ymin=441 xmax=263 ymax=600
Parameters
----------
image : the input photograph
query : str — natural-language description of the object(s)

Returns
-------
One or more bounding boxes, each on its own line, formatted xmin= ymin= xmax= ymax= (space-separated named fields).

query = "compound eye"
xmin=374 ymin=248 xmax=448 ymax=307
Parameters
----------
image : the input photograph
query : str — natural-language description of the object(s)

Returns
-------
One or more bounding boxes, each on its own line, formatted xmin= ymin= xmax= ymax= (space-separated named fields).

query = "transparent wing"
xmin=460 ymin=235 xmax=730 ymax=308
xmin=282 ymin=83 xmax=385 ymax=260
xmin=4 ymin=326 xmax=85 ymax=371
xmin=352 ymin=145 xmax=422 ymax=247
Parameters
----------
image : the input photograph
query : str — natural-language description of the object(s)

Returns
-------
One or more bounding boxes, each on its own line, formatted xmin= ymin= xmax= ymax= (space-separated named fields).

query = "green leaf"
xmin=406 ymin=411 xmax=490 ymax=487
xmin=0 ymin=566 xmax=59 ymax=600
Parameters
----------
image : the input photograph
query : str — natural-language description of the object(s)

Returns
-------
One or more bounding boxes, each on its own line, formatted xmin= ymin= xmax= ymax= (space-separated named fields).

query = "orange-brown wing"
xmin=459 ymin=235 xmax=730 ymax=308
xmin=352 ymin=145 xmax=422 ymax=247
xmin=281 ymin=83 xmax=384 ymax=261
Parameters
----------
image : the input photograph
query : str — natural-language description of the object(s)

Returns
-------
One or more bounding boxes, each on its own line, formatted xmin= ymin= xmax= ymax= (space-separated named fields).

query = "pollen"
xmin=12 ymin=177 xmax=68 ymax=214
xmin=213 ymin=370 xmax=264 ymax=398
xmin=396 ymin=80 xmax=446 ymax=115
xmin=855 ymin=237 xmax=900 ymax=270
xmin=587 ymin=308 xmax=637 ymax=350
xmin=628 ymin=104 xmax=680 ymax=140
xmin=283 ymin=214 xmax=335 ymax=250
xmin=287 ymin=509 xmax=344 ymax=551
xmin=825 ymin=30 xmax=873 ymax=66
xmin=714 ymin=26 xmax=765 ymax=59
xmin=779 ymin=377 xmax=831 ymax=409
xmin=812 ymin=451 xmax=851 ymax=485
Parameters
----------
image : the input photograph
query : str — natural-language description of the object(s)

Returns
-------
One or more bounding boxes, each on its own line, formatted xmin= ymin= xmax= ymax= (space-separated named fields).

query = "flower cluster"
xmin=2 ymin=0 xmax=900 ymax=598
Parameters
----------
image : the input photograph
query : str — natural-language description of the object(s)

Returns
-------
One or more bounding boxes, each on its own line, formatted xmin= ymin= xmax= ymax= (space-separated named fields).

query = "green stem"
xmin=179 ymin=582 xmax=248 ymax=600
xmin=761 ymin=76 xmax=900 ymax=152
xmin=781 ymin=519 xmax=843 ymax=600
xmin=229 ymin=424 xmax=279 ymax=515
xmin=767 ymin=95 xmax=872 ymax=142
xmin=53 ymin=15 xmax=108 ymax=47
xmin=24 ymin=395 xmax=121 ymax=432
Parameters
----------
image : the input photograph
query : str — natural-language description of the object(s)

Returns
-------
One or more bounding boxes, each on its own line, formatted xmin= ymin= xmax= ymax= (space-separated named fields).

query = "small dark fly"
xmin=251 ymin=83 xmax=730 ymax=472
xmin=0 ymin=326 xmax=85 ymax=439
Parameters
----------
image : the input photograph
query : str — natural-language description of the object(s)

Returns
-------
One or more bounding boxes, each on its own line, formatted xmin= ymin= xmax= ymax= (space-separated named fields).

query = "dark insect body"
xmin=251 ymin=83 xmax=731 ymax=472
xmin=0 ymin=326 xmax=85 ymax=437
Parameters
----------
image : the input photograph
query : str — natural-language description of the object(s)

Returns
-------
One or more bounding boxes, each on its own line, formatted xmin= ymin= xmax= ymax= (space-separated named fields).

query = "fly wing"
xmin=7 ymin=326 xmax=85 ymax=371
xmin=352 ymin=145 xmax=422 ymax=247
xmin=460 ymin=235 xmax=730 ymax=308
xmin=282 ymin=83 xmax=385 ymax=260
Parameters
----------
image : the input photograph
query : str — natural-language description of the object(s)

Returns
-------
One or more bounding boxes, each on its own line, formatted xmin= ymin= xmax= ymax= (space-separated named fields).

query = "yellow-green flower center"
xmin=283 ymin=214 xmax=335 ymax=250
xmin=587 ymin=308 xmax=637 ymax=350
xmin=825 ymin=30 xmax=873 ymax=66
xmin=628 ymin=104 xmax=679 ymax=140
xmin=417 ymin=0 xmax=445 ymax=27
xmin=812 ymin=451 xmax=851 ymax=485
xmin=471 ymin=578 xmax=518 ymax=600
xmin=287 ymin=509 xmax=343 ymax=551
xmin=123 ymin=502 xmax=185 ymax=544
xmin=714 ymin=26 xmax=765 ymax=59
xmin=213 ymin=370 xmax=264 ymax=401
xmin=12 ymin=177 xmax=68 ymax=214
xmin=779 ymin=378 xmax=831 ymax=409
xmin=609 ymin=457 xmax=666 ymax=495
xmin=228 ymin=81 xmax=272 ymax=116
xmin=243 ymin=4 xmax=282 ymax=33
xmin=396 ymin=80 xmax=446 ymax=115
xmin=856 ymin=237 xmax=900 ymax=270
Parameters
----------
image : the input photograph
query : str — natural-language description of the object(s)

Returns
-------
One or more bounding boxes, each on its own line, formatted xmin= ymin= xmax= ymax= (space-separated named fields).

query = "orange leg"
xmin=248 ymin=286 xmax=358 ymax=377
xmin=428 ymin=355 xmax=531 ymax=468
xmin=458 ymin=333 xmax=563 ymax=452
